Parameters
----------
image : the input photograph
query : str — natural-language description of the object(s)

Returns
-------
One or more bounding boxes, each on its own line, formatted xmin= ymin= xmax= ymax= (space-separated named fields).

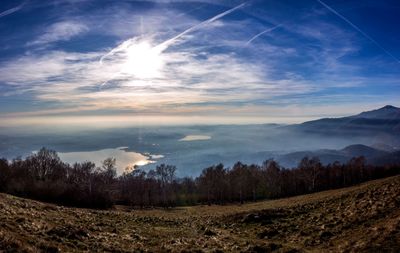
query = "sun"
xmin=121 ymin=41 xmax=164 ymax=79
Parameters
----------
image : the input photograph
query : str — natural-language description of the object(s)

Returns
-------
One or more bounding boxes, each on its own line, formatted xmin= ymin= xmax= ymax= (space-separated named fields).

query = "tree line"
xmin=0 ymin=148 xmax=399 ymax=208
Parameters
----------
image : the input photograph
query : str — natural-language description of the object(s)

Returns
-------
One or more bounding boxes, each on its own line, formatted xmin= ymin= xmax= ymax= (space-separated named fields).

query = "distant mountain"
xmin=288 ymin=105 xmax=400 ymax=139
xmin=371 ymin=143 xmax=399 ymax=153
xmin=276 ymin=144 xmax=390 ymax=168
xmin=276 ymin=149 xmax=346 ymax=168
xmin=352 ymin=105 xmax=400 ymax=119
xmin=371 ymin=151 xmax=400 ymax=166
xmin=340 ymin=144 xmax=387 ymax=158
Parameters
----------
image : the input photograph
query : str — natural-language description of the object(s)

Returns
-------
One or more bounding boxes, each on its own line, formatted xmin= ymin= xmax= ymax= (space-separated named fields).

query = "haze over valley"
xmin=1 ymin=105 xmax=399 ymax=176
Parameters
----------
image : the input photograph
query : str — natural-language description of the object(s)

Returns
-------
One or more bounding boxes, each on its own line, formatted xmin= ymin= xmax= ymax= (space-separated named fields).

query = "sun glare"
xmin=121 ymin=41 xmax=164 ymax=79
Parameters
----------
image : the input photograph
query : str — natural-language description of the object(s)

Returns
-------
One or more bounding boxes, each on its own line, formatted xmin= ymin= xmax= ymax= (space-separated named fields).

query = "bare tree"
xmin=262 ymin=159 xmax=281 ymax=198
xmin=0 ymin=158 xmax=10 ymax=191
xmin=155 ymin=164 xmax=176 ymax=207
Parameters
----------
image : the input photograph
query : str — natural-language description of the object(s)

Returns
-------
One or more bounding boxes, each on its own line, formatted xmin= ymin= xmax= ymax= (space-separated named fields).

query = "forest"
xmin=0 ymin=147 xmax=399 ymax=208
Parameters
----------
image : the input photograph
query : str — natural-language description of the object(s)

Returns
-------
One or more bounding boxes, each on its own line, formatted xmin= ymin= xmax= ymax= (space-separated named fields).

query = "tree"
xmin=298 ymin=157 xmax=322 ymax=192
xmin=120 ymin=169 xmax=147 ymax=207
xmin=178 ymin=177 xmax=197 ymax=205
xmin=100 ymin=157 xmax=117 ymax=183
xmin=0 ymin=158 xmax=10 ymax=191
xmin=347 ymin=156 xmax=366 ymax=184
xmin=68 ymin=161 xmax=96 ymax=197
xmin=262 ymin=159 xmax=281 ymax=198
xmin=25 ymin=147 xmax=66 ymax=182
xmin=155 ymin=164 xmax=176 ymax=207
xmin=248 ymin=164 xmax=262 ymax=201
xmin=230 ymin=162 xmax=248 ymax=204
xmin=198 ymin=164 xmax=227 ymax=204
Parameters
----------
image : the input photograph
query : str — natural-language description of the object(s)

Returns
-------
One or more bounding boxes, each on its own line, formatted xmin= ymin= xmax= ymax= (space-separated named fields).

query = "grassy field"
xmin=1 ymin=176 xmax=400 ymax=252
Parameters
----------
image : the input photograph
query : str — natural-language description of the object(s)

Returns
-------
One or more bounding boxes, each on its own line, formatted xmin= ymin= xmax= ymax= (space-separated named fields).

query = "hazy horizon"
xmin=1 ymin=103 xmax=399 ymax=130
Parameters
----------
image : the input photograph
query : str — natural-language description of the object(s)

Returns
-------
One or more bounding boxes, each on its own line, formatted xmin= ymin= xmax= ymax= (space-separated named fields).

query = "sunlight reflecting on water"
xmin=58 ymin=147 xmax=162 ymax=175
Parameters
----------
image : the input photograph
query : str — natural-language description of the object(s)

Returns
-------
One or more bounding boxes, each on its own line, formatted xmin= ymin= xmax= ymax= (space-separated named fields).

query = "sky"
xmin=0 ymin=0 xmax=399 ymax=127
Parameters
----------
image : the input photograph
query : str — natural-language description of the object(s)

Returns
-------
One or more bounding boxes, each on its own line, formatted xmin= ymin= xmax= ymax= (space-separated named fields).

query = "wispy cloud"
xmin=28 ymin=21 xmax=88 ymax=46
xmin=0 ymin=44 xmax=313 ymax=116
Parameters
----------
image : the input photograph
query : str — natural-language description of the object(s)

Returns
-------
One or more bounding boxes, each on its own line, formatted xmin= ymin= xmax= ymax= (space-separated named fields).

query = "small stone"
xmin=204 ymin=228 xmax=217 ymax=236
xmin=319 ymin=231 xmax=333 ymax=240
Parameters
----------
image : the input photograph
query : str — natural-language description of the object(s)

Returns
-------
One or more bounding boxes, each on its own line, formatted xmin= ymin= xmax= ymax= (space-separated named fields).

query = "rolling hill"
xmin=276 ymin=144 xmax=399 ymax=168
xmin=1 ymin=176 xmax=399 ymax=252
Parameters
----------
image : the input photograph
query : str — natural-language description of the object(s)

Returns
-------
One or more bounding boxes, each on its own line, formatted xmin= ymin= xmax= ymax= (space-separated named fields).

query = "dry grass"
xmin=1 ymin=176 xmax=400 ymax=252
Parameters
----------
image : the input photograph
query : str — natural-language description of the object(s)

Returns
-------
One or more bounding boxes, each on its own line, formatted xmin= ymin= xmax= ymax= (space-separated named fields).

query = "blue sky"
xmin=0 ymin=0 xmax=399 ymax=127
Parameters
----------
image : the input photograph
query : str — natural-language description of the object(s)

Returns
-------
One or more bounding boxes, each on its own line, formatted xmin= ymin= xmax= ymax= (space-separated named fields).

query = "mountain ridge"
xmin=276 ymin=143 xmax=399 ymax=168
xmin=289 ymin=105 xmax=400 ymax=137
xmin=352 ymin=105 xmax=400 ymax=119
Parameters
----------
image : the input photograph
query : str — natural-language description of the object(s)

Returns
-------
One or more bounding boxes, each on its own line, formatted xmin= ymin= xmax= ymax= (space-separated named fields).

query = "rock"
xmin=319 ymin=231 xmax=333 ymax=240
xmin=16 ymin=217 xmax=25 ymax=223
xmin=40 ymin=245 xmax=60 ymax=253
xmin=261 ymin=219 xmax=273 ymax=225
xmin=258 ymin=229 xmax=279 ymax=239
xmin=356 ymin=192 xmax=365 ymax=199
xmin=204 ymin=228 xmax=217 ymax=236
xmin=47 ymin=246 xmax=60 ymax=253
xmin=247 ymin=243 xmax=281 ymax=253
xmin=242 ymin=213 xmax=260 ymax=223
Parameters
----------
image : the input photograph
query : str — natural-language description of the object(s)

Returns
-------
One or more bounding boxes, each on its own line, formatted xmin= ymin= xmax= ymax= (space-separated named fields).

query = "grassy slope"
xmin=1 ymin=176 xmax=400 ymax=252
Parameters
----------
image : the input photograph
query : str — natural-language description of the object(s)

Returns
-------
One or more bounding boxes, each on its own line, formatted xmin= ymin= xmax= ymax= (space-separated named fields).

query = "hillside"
xmin=1 ymin=176 xmax=400 ymax=252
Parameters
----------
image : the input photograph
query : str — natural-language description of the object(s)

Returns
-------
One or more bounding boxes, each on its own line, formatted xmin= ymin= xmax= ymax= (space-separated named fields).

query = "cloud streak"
xmin=0 ymin=1 xmax=27 ymax=18
xmin=155 ymin=2 xmax=247 ymax=52
xmin=29 ymin=21 xmax=88 ymax=46
xmin=245 ymin=23 xmax=282 ymax=45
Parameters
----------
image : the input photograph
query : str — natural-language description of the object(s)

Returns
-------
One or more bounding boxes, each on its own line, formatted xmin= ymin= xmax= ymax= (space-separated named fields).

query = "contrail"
xmin=245 ymin=23 xmax=283 ymax=46
xmin=0 ymin=1 xmax=27 ymax=18
xmin=155 ymin=2 xmax=247 ymax=52
xmin=100 ymin=38 xmax=137 ymax=64
xmin=317 ymin=0 xmax=400 ymax=64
